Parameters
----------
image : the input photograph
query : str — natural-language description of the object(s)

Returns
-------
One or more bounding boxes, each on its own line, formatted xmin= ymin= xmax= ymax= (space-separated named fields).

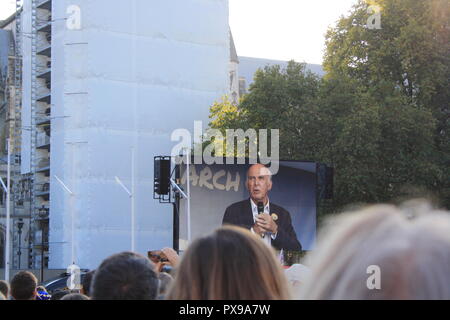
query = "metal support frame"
xmin=30 ymin=0 xmax=39 ymax=271
xmin=153 ymin=155 xmax=191 ymax=253
xmin=10 ymin=0 xmax=26 ymax=271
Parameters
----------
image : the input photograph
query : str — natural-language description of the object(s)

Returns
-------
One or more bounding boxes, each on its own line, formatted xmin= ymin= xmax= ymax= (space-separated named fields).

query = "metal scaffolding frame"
xmin=30 ymin=0 xmax=51 ymax=272
xmin=30 ymin=0 xmax=39 ymax=270
xmin=8 ymin=0 xmax=52 ymax=272
xmin=11 ymin=0 xmax=27 ymax=271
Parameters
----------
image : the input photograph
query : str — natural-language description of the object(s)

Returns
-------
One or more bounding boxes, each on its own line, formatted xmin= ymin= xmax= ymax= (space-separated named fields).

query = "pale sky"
xmin=229 ymin=0 xmax=357 ymax=64
xmin=1 ymin=0 xmax=358 ymax=65
xmin=0 ymin=0 xmax=18 ymax=20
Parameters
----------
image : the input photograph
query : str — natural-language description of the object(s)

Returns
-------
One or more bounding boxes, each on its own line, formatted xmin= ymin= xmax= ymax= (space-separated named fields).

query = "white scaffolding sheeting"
xmin=48 ymin=0 xmax=229 ymax=269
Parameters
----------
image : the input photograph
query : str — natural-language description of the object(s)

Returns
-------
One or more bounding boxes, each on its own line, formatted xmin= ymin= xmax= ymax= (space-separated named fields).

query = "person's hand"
xmin=252 ymin=223 xmax=265 ymax=237
xmin=154 ymin=260 xmax=163 ymax=272
xmin=255 ymin=214 xmax=278 ymax=234
xmin=161 ymin=247 xmax=179 ymax=267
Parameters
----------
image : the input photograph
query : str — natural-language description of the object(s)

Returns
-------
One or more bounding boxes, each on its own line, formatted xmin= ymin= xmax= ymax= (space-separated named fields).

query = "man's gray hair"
xmin=246 ymin=165 xmax=273 ymax=181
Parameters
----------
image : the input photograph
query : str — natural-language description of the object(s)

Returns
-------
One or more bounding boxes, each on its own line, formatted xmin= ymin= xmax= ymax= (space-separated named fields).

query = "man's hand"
xmin=252 ymin=223 xmax=265 ymax=237
xmin=255 ymin=214 xmax=278 ymax=234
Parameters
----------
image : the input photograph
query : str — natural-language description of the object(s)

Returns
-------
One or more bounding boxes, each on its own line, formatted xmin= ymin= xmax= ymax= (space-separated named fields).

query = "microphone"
xmin=257 ymin=202 xmax=264 ymax=215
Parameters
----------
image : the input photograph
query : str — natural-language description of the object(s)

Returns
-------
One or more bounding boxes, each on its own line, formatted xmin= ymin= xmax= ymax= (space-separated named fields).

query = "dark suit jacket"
xmin=222 ymin=199 xmax=302 ymax=251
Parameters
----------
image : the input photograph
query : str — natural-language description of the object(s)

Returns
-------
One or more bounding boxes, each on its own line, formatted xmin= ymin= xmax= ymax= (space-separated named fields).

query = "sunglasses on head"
xmin=149 ymin=253 xmax=168 ymax=263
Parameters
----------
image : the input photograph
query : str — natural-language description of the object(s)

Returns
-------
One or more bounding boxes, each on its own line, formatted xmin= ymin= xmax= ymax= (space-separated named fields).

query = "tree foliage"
xmin=323 ymin=0 xmax=449 ymax=207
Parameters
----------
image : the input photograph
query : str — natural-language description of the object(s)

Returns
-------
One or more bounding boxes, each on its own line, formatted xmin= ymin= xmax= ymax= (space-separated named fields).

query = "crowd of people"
xmin=1 ymin=200 xmax=449 ymax=300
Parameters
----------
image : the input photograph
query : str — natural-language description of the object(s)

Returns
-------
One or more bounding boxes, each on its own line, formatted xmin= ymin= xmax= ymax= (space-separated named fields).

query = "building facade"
xmin=1 ymin=0 xmax=230 ymax=272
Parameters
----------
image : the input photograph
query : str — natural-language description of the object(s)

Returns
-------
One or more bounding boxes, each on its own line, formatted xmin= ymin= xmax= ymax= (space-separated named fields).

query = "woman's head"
xmin=300 ymin=203 xmax=450 ymax=300
xmin=167 ymin=226 xmax=291 ymax=300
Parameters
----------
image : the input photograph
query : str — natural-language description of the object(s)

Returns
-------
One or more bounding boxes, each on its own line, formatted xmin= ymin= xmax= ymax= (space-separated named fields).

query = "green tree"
xmin=324 ymin=0 xmax=449 ymax=109
xmin=210 ymin=62 xmax=322 ymax=161
xmin=330 ymin=86 xmax=439 ymax=207
xmin=324 ymin=0 xmax=450 ymax=206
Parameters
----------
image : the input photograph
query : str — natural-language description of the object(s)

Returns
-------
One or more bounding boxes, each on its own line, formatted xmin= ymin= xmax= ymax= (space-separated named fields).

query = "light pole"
xmin=1 ymin=139 xmax=11 ymax=280
xmin=17 ymin=219 xmax=24 ymax=269
xmin=114 ymin=146 xmax=136 ymax=252
xmin=54 ymin=175 xmax=75 ymax=264
xmin=185 ymin=148 xmax=191 ymax=243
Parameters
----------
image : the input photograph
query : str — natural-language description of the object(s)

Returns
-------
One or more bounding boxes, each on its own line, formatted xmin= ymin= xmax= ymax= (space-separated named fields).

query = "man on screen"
xmin=222 ymin=164 xmax=302 ymax=251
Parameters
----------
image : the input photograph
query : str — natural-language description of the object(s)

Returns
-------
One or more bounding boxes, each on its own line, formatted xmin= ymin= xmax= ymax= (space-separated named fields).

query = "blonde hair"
xmin=300 ymin=202 xmax=450 ymax=300
xmin=166 ymin=226 xmax=291 ymax=300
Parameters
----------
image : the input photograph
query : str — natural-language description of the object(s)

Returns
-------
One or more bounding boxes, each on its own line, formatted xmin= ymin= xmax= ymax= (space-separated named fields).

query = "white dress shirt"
xmin=250 ymin=199 xmax=277 ymax=247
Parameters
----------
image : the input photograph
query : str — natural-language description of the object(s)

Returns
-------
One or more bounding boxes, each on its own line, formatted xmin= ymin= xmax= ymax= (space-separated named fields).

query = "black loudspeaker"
xmin=324 ymin=167 xmax=334 ymax=199
xmin=154 ymin=157 xmax=171 ymax=196
xmin=317 ymin=164 xmax=334 ymax=200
